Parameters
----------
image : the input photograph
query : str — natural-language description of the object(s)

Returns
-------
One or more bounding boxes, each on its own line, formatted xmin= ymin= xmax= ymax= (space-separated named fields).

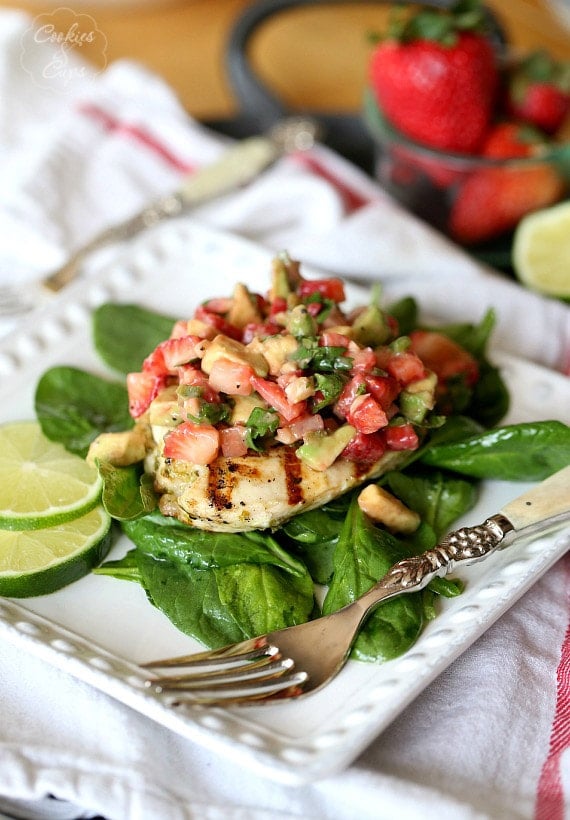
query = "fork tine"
xmin=141 ymin=636 xmax=271 ymax=669
xmin=163 ymin=671 xmax=309 ymax=706
xmin=149 ymin=657 xmax=295 ymax=692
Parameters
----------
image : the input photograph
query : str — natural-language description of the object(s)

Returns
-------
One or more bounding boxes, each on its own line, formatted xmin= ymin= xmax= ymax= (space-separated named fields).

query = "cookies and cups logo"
xmin=20 ymin=7 xmax=107 ymax=93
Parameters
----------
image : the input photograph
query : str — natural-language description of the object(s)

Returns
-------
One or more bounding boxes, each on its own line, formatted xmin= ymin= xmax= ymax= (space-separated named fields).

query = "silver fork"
xmin=0 ymin=117 xmax=318 ymax=318
xmin=143 ymin=467 xmax=570 ymax=706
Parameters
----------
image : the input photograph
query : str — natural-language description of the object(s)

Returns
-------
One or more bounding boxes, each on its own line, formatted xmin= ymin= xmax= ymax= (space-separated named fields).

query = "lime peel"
xmin=0 ymin=421 xmax=103 ymax=530
xmin=512 ymin=201 xmax=570 ymax=298
xmin=0 ymin=505 xmax=112 ymax=597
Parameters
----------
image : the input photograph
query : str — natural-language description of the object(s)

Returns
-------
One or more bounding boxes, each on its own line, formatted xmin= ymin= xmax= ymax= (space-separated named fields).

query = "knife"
xmin=356 ymin=465 xmax=570 ymax=604
xmin=8 ymin=117 xmax=318 ymax=312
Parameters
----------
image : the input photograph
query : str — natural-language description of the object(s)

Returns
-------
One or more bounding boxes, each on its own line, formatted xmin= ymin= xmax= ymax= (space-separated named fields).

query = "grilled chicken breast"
xmin=146 ymin=444 xmax=407 ymax=532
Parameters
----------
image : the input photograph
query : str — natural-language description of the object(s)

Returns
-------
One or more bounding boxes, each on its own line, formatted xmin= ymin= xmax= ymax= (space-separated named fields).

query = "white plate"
xmin=0 ymin=219 xmax=569 ymax=785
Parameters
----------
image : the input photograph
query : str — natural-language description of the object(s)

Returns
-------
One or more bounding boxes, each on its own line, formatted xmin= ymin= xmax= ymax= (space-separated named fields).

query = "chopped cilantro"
xmin=312 ymin=373 xmax=348 ymax=412
xmin=245 ymin=406 xmax=280 ymax=451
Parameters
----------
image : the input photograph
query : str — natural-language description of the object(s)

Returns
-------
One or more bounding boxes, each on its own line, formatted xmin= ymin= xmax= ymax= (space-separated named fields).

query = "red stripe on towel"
xmin=79 ymin=103 xmax=195 ymax=173
xmin=294 ymin=153 xmax=374 ymax=214
xmin=535 ymin=555 xmax=570 ymax=820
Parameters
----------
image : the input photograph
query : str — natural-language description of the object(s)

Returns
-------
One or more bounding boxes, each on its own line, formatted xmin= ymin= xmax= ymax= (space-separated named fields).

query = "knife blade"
xmin=40 ymin=117 xmax=318 ymax=296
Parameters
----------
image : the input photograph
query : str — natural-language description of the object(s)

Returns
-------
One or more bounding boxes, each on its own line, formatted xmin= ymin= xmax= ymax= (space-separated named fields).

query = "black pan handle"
xmin=226 ymin=0 xmax=509 ymax=135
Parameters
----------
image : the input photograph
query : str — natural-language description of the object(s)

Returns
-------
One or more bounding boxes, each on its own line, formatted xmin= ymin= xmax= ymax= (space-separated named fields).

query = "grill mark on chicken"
xmin=283 ymin=447 xmax=304 ymax=506
xmin=147 ymin=443 xmax=409 ymax=531
xmin=207 ymin=459 xmax=263 ymax=511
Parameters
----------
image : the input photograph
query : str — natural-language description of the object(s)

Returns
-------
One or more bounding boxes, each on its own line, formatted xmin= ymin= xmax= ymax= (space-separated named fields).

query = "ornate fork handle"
xmin=355 ymin=514 xmax=518 ymax=616
xmin=385 ymin=514 xmax=514 ymax=591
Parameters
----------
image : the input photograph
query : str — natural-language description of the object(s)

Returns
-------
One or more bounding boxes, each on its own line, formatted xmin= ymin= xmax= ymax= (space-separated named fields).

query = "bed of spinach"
xmin=31 ymin=298 xmax=570 ymax=663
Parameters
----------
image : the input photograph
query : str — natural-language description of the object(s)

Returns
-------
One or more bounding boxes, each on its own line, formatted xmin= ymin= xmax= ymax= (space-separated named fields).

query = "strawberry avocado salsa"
xmin=33 ymin=256 xmax=570 ymax=662
xmin=124 ymin=254 xmax=447 ymax=475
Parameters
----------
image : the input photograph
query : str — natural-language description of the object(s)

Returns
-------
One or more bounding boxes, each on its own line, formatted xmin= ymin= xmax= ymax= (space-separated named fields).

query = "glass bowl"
xmin=363 ymin=88 xmax=570 ymax=256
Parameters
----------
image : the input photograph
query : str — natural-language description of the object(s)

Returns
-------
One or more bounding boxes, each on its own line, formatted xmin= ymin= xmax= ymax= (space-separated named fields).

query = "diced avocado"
xmin=352 ymin=304 xmax=391 ymax=347
xmin=399 ymin=372 xmax=437 ymax=423
xmin=296 ymin=424 xmax=356 ymax=472
xmin=149 ymin=385 xmax=182 ymax=427
xmin=227 ymin=283 xmax=262 ymax=329
xmin=230 ymin=393 xmax=267 ymax=425
xmin=256 ymin=333 xmax=299 ymax=375
xmin=286 ymin=304 xmax=317 ymax=337
xmin=269 ymin=252 xmax=301 ymax=301
xmin=201 ymin=334 xmax=268 ymax=376
xmin=86 ymin=424 xmax=151 ymax=467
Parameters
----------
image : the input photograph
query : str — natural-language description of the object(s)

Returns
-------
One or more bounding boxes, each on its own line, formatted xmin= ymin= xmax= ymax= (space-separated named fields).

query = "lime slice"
xmin=512 ymin=201 xmax=570 ymax=298
xmin=0 ymin=505 xmax=112 ymax=597
xmin=0 ymin=420 xmax=103 ymax=530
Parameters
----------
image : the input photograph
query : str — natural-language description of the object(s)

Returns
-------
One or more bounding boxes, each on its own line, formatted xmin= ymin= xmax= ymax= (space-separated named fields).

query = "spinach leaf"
xmin=281 ymin=506 xmax=342 ymax=584
xmin=468 ymin=361 xmax=510 ymax=428
xmin=123 ymin=511 xmax=308 ymax=573
xmin=93 ymin=303 xmax=177 ymax=374
xmin=387 ymin=296 xmax=418 ymax=336
xmin=94 ymin=549 xmax=142 ymax=583
xmin=424 ymin=415 xmax=485 ymax=447
xmin=421 ymin=420 xmax=570 ymax=480
xmin=386 ymin=469 xmax=478 ymax=539
xmin=322 ymin=496 xmax=424 ymax=662
xmin=122 ymin=513 xmax=314 ymax=647
xmin=98 ymin=462 xmax=157 ymax=520
xmin=35 ymin=366 xmax=132 ymax=457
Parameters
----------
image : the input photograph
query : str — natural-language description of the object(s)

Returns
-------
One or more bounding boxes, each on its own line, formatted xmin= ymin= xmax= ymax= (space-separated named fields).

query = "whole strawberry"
xmin=505 ymin=50 xmax=570 ymax=135
xmin=369 ymin=0 xmax=499 ymax=153
xmin=448 ymin=122 xmax=565 ymax=244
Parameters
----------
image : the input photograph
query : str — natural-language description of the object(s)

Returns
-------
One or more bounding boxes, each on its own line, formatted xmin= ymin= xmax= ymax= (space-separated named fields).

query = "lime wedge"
xmin=0 ymin=421 xmax=103 ymax=530
xmin=512 ymin=201 xmax=570 ymax=298
xmin=0 ymin=505 xmax=112 ymax=597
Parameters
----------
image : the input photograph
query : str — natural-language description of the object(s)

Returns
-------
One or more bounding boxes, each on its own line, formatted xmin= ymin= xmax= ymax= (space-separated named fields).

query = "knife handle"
xmin=501 ymin=465 xmax=570 ymax=531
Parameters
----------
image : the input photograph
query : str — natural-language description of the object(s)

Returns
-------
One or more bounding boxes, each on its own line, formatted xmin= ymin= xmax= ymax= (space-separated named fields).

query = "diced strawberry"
xmin=250 ymin=375 xmax=306 ymax=421
xmin=385 ymin=351 xmax=426 ymax=385
xmin=194 ymin=305 xmax=242 ymax=341
xmin=364 ymin=374 xmax=400 ymax=410
xmin=170 ymin=320 xmax=191 ymax=339
xmin=241 ymin=321 xmax=281 ymax=344
xmin=127 ymin=371 xmax=166 ymax=418
xmin=269 ymin=297 xmax=287 ymax=317
xmin=385 ymin=423 xmax=419 ymax=451
xmin=341 ymin=430 xmax=386 ymax=464
xmin=347 ymin=394 xmax=388 ymax=434
xmin=298 ymin=277 xmax=346 ymax=303
xmin=275 ymin=413 xmax=324 ymax=445
xmin=202 ymin=297 xmax=233 ymax=314
xmin=349 ymin=345 xmax=377 ymax=373
xmin=409 ymin=330 xmax=479 ymax=387
xmin=219 ymin=425 xmax=249 ymax=457
xmin=177 ymin=365 xmax=219 ymax=403
xmin=333 ymin=374 xmax=368 ymax=419
xmin=161 ymin=335 xmax=203 ymax=371
xmin=142 ymin=345 xmax=168 ymax=376
xmin=320 ymin=331 xmax=351 ymax=348
xmin=208 ymin=358 xmax=254 ymax=396
xmin=163 ymin=422 xmax=220 ymax=464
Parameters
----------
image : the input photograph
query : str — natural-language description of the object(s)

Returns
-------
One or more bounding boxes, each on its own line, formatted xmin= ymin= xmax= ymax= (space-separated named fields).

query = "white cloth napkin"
xmin=1 ymin=10 xmax=570 ymax=820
